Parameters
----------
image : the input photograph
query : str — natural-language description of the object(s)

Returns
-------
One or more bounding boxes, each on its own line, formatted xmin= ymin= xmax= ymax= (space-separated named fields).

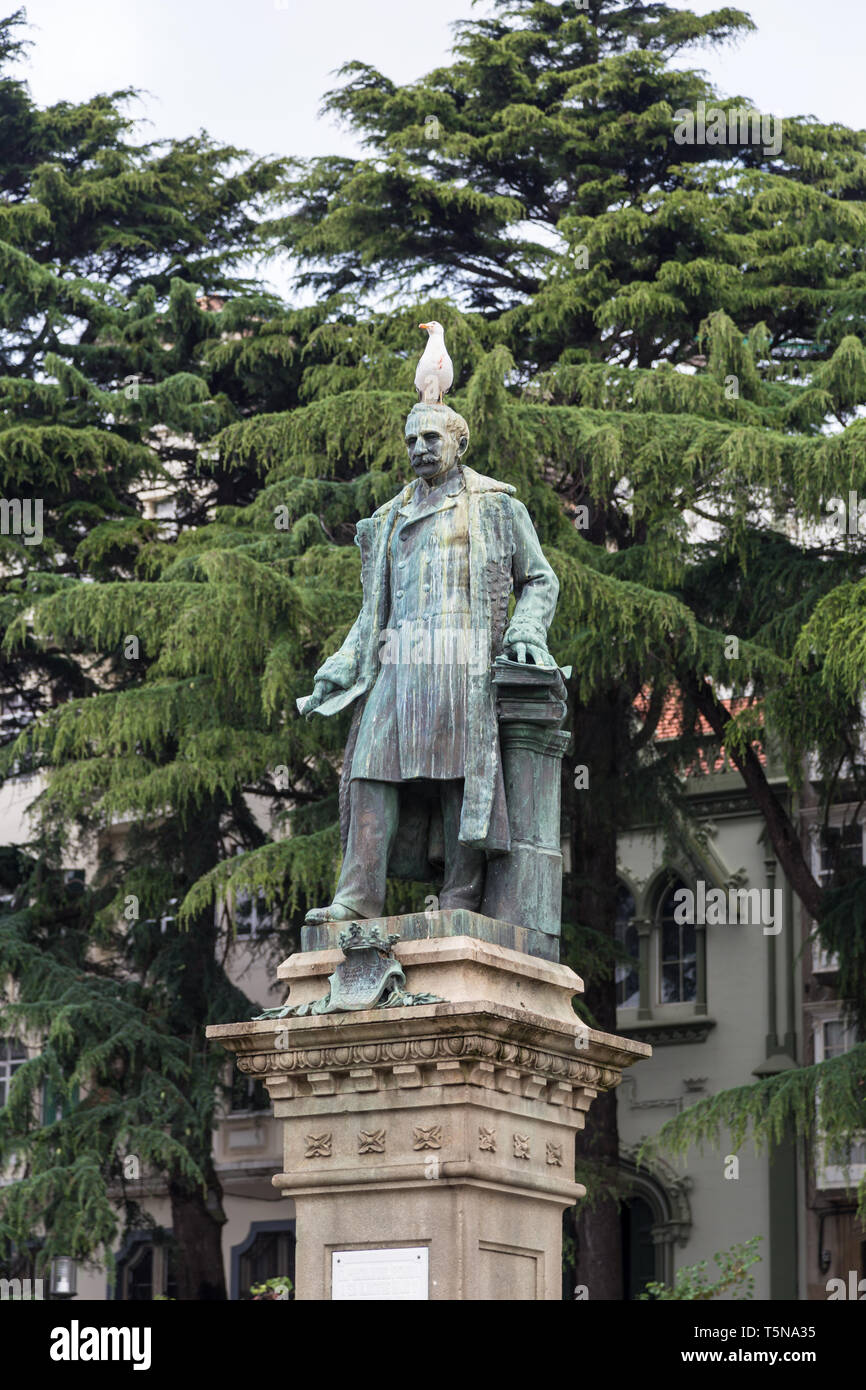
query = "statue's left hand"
xmin=302 ymin=678 xmax=338 ymax=718
xmin=506 ymin=642 xmax=556 ymax=668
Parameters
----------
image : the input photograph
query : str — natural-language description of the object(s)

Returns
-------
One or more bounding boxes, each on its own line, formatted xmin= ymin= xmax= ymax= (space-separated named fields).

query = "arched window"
xmin=658 ymin=877 xmax=697 ymax=1004
xmin=230 ymin=1221 xmax=296 ymax=1300
xmin=619 ymin=1145 xmax=693 ymax=1296
xmin=621 ymin=1195 xmax=657 ymax=1299
xmin=113 ymin=1231 xmax=177 ymax=1300
xmin=126 ymin=1243 xmax=154 ymax=1301
xmin=615 ymin=872 xmax=710 ymax=1042
xmin=615 ymin=883 xmax=640 ymax=1009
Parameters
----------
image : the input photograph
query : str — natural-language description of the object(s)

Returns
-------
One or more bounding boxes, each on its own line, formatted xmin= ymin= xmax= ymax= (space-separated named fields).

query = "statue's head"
xmin=405 ymin=403 xmax=469 ymax=483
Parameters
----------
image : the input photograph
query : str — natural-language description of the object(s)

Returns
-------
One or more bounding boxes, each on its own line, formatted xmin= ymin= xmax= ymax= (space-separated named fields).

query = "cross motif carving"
xmin=304 ymin=1132 xmax=332 ymax=1158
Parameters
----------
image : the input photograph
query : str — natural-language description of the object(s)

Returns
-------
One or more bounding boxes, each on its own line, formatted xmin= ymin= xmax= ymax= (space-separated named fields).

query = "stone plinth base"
xmin=208 ymin=930 xmax=649 ymax=1300
xmin=301 ymin=907 xmax=558 ymax=962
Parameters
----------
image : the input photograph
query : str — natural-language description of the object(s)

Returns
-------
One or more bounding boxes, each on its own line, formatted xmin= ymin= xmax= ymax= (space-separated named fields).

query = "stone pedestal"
xmin=302 ymin=906 xmax=559 ymax=962
xmin=208 ymin=928 xmax=650 ymax=1301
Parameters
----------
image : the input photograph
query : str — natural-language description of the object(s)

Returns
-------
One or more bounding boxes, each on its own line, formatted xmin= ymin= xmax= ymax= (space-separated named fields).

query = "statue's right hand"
xmin=303 ymin=678 xmax=338 ymax=719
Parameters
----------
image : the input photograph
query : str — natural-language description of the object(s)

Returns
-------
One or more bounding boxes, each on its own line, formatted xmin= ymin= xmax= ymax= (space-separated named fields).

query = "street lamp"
xmin=50 ymin=1256 xmax=78 ymax=1299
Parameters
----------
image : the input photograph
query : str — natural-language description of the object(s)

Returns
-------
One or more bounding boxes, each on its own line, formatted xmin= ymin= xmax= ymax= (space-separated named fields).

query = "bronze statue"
xmin=299 ymin=400 xmax=560 ymax=925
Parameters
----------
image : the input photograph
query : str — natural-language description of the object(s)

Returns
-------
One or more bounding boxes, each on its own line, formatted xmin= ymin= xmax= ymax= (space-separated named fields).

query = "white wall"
xmin=616 ymin=799 xmax=789 ymax=1300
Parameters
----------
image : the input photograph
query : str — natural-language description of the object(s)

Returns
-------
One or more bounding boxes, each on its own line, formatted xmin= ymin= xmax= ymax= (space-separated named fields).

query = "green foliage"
xmin=250 ymin=1275 xmax=293 ymax=1300
xmin=5 ymin=0 xmax=866 ymax=1292
xmin=637 ymin=1236 xmax=762 ymax=1300
xmin=0 ymin=857 xmax=209 ymax=1268
xmin=641 ymin=1049 xmax=866 ymax=1216
xmin=0 ymin=10 xmax=292 ymax=1294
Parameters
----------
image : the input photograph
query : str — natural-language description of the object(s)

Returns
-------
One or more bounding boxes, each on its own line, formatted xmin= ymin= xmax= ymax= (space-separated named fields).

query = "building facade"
xmin=613 ymin=715 xmax=864 ymax=1301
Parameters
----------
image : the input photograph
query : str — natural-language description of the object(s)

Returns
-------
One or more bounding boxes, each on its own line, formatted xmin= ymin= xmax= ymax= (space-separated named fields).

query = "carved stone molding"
xmin=620 ymin=1019 xmax=716 ymax=1047
xmin=513 ymin=1134 xmax=531 ymax=1160
xmin=358 ymin=1129 xmax=386 ymax=1154
xmin=237 ymin=1032 xmax=621 ymax=1098
xmin=304 ymin=1133 xmax=332 ymax=1158
xmin=413 ymin=1124 xmax=443 ymax=1150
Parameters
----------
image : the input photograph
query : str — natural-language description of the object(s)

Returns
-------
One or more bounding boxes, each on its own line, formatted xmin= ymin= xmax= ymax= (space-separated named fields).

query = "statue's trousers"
xmin=333 ymin=778 xmax=485 ymax=917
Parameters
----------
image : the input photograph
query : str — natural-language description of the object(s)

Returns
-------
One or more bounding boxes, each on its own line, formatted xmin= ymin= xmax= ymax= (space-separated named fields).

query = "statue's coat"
xmin=313 ymin=465 xmax=559 ymax=872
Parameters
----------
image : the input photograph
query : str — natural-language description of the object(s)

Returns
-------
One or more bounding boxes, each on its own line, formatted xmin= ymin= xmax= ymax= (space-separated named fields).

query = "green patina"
xmin=297 ymin=402 xmax=568 ymax=952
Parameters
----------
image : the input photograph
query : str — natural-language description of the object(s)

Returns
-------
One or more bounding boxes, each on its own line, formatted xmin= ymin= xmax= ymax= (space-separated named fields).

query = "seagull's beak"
xmin=419 ymin=322 xmax=430 ymax=331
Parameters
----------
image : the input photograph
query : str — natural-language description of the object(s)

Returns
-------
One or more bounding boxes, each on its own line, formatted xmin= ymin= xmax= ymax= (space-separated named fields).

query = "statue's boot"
xmin=304 ymin=902 xmax=358 ymax=925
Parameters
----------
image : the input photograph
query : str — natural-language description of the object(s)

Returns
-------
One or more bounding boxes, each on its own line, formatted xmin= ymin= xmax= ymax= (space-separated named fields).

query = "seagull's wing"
xmin=414 ymin=340 xmax=437 ymax=391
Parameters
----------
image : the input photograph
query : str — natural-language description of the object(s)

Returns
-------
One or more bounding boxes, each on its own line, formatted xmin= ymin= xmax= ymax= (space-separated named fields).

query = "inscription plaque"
xmin=331 ymin=1247 xmax=429 ymax=1301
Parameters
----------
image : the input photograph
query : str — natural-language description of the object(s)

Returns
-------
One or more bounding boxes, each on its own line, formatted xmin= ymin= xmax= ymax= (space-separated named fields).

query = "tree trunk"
xmin=165 ymin=806 xmax=232 ymax=1301
xmin=572 ymin=1094 xmax=622 ymax=1300
xmin=168 ymin=1166 xmax=227 ymax=1301
xmin=562 ymin=687 xmax=624 ymax=1301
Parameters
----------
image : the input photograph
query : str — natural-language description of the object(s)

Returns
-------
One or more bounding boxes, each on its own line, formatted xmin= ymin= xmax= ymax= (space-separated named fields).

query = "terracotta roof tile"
xmin=633 ymin=686 xmax=766 ymax=773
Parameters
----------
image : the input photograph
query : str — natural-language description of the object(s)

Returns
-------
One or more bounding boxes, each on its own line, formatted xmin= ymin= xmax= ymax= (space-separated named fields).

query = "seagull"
xmin=414 ymin=321 xmax=453 ymax=403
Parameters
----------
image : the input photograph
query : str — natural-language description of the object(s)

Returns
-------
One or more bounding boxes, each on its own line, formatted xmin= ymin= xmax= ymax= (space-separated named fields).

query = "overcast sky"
xmin=11 ymin=0 xmax=865 ymax=296
xmin=15 ymin=0 xmax=865 ymax=153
